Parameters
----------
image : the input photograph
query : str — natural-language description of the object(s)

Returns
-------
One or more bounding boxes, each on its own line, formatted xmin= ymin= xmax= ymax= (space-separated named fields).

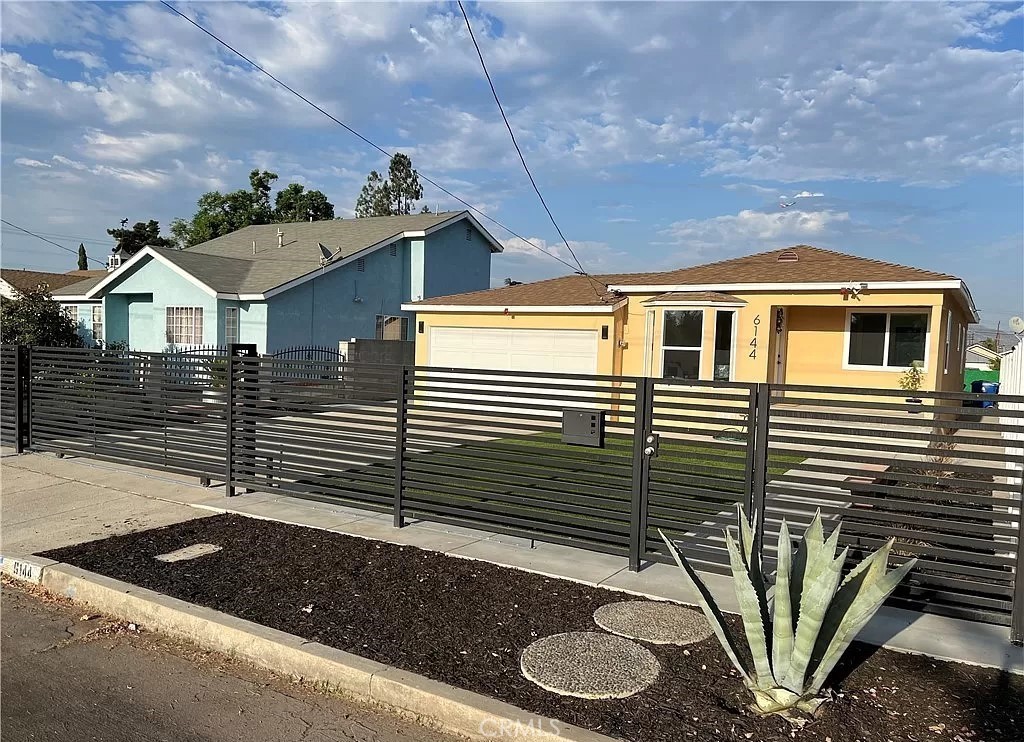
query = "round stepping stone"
xmin=520 ymin=632 xmax=659 ymax=699
xmin=593 ymin=600 xmax=713 ymax=646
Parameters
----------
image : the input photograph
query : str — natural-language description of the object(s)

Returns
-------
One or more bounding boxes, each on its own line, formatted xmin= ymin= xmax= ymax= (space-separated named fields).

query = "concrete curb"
xmin=2 ymin=555 xmax=614 ymax=742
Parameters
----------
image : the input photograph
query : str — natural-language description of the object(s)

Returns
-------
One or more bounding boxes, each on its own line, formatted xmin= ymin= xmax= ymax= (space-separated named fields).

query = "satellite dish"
xmin=318 ymin=242 xmax=332 ymax=261
xmin=1009 ymin=316 xmax=1024 ymax=334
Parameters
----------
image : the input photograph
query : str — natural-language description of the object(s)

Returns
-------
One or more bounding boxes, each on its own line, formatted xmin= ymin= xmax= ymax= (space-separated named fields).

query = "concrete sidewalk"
xmin=2 ymin=450 xmax=1021 ymax=674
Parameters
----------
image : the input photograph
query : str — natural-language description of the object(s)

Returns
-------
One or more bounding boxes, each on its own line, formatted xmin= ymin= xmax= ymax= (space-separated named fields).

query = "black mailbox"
xmin=562 ymin=409 xmax=605 ymax=448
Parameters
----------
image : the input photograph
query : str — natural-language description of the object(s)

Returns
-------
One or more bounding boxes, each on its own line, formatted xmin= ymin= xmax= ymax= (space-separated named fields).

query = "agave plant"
xmin=660 ymin=507 xmax=916 ymax=724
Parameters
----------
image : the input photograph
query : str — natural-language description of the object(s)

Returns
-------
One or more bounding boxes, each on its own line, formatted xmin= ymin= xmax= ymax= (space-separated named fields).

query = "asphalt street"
xmin=0 ymin=581 xmax=458 ymax=742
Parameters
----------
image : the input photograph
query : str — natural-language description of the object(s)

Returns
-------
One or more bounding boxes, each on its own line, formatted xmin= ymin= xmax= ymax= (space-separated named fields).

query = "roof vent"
xmin=777 ymin=249 xmax=799 ymax=263
xmin=277 ymin=228 xmax=284 ymax=248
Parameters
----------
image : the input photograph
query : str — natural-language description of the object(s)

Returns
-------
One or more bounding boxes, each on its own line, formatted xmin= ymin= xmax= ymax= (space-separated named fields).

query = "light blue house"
xmin=52 ymin=212 xmax=501 ymax=353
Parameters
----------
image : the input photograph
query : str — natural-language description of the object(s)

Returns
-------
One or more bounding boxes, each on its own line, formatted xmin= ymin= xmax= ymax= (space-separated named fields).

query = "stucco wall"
xmin=101 ymin=258 xmax=217 ymax=351
xmin=422 ymin=222 xmax=492 ymax=300
xmin=266 ymin=221 xmax=493 ymax=352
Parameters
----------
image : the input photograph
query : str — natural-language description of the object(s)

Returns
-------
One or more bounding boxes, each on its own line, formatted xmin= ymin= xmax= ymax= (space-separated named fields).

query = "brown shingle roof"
xmin=1 ymin=269 xmax=106 ymax=295
xmin=411 ymin=245 xmax=960 ymax=308
xmin=409 ymin=274 xmax=620 ymax=307
xmin=642 ymin=291 xmax=745 ymax=304
xmin=609 ymin=245 xmax=956 ymax=286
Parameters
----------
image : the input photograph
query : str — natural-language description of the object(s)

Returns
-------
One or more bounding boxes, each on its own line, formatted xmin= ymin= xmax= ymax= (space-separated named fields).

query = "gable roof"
xmin=2 ymin=268 xmax=106 ymax=295
xmin=642 ymin=291 xmax=745 ymax=305
xmin=70 ymin=211 xmax=501 ymax=300
xmin=607 ymin=245 xmax=956 ymax=288
xmin=407 ymin=245 xmax=975 ymax=319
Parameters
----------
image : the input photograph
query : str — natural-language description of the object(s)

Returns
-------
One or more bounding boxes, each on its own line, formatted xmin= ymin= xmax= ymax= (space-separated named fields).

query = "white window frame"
xmin=91 ymin=305 xmax=103 ymax=343
xmin=66 ymin=305 xmax=78 ymax=326
xmin=165 ymin=306 xmax=204 ymax=346
xmin=375 ymin=314 xmax=409 ymax=340
xmin=944 ymin=311 xmax=951 ymax=375
xmin=661 ymin=309 xmax=704 ymax=379
xmin=224 ymin=307 xmax=240 ymax=346
xmin=960 ymin=324 xmax=967 ymax=367
xmin=842 ymin=308 xmax=930 ymax=372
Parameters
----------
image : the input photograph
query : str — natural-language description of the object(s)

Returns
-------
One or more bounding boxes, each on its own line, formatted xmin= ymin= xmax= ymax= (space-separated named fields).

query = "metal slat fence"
xmin=28 ymin=347 xmax=227 ymax=478
xmin=4 ymin=346 xmax=1022 ymax=638
xmin=0 ymin=345 xmax=19 ymax=448
xmin=763 ymin=384 xmax=1024 ymax=626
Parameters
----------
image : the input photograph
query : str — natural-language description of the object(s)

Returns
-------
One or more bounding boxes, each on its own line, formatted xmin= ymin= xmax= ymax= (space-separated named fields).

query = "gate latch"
xmin=643 ymin=433 xmax=660 ymax=458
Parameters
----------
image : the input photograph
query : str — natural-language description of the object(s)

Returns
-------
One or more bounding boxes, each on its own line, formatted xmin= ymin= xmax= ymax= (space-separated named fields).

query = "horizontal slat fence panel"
xmin=29 ymin=347 xmax=227 ymax=477
xmin=0 ymin=345 xmax=18 ymax=447
xmin=227 ymin=357 xmax=400 ymax=513
xmin=765 ymin=384 xmax=1024 ymax=625
xmin=642 ymin=379 xmax=756 ymax=574
xmin=399 ymin=367 xmax=639 ymax=555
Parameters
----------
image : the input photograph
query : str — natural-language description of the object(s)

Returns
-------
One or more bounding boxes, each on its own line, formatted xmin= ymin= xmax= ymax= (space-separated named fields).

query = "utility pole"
xmin=995 ymin=321 xmax=1001 ymax=352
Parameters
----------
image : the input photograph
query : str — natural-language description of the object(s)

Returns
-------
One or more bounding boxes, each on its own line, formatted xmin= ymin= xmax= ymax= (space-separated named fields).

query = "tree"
xmin=106 ymin=220 xmax=175 ymax=257
xmin=980 ymin=337 xmax=1002 ymax=371
xmin=172 ymin=169 xmax=336 ymax=247
xmin=273 ymin=183 xmax=335 ymax=222
xmin=77 ymin=243 xmax=88 ymax=270
xmin=0 ymin=286 xmax=83 ymax=347
xmin=354 ymin=153 xmax=424 ymax=217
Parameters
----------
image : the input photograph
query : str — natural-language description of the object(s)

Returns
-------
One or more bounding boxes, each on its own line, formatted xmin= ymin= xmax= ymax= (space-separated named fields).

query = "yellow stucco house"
xmin=402 ymin=246 xmax=978 ymax=393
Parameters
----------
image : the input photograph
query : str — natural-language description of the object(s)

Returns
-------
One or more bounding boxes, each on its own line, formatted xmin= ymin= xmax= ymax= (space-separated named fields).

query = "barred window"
xmin=91 ymin=306 xmax=103 ymax=343
xmin=375 ymin=314 xmax=409 ymax=340
xmin=224 ymin=307 xmax=239 ymax=346
xmin=165 ymin=306 xmax=203 ymax=345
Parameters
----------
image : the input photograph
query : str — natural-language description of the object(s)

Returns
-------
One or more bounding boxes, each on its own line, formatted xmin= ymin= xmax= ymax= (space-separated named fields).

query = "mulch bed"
xmin=42 ymin=514 xmax=1023 ymax=742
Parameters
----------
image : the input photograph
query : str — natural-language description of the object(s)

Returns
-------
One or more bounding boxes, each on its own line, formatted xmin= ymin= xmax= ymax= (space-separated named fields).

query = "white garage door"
xmin=428 ymin=327 xmax=599 ymax=374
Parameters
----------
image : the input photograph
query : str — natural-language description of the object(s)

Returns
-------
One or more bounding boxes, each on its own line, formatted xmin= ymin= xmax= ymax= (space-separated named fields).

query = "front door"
xmin=772 ymin=307 xmax=788 ymax=384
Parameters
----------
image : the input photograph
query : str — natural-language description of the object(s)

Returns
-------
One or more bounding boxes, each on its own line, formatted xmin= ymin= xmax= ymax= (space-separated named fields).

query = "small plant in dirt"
xmin=898 ymin=361 xmax=924 ymax=401
xmin=660 ymin=507 xmax=916 ymax=726
xmin=925 ymin=425 xmax=959 ymax=473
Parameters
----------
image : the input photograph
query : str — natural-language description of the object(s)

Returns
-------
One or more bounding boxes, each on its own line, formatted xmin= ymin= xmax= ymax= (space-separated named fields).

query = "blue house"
xmin=52 ymin=212 xmax=501 ymax=353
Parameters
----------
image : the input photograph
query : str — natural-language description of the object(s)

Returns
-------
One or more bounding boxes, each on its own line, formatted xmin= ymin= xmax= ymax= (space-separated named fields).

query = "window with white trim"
xmin=847 ymin=311 xmax=928 ymax=368
xmin=960 ymin=324 xmax=967 ymax=366
xmin=944 ymin=311 xmax=951 ymax=374
xmin=375 ymin=314 xmax=409 ymax=340
xmin=66 ymin=305 xmax=78 ymax=326
xmin=224 ymin=307 xmax=239 ymax=346
xmin=91 ymin=306 xmax=103 ymax=343
xmin=165 ymin=307 xmax=203 ymax=345
xmin=662 ymin=309 xmax=703 ymax=380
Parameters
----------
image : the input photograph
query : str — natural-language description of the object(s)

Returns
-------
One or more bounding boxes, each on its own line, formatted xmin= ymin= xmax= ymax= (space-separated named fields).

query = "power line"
xmin=0 ymin=228 xmax=111 ymax=247
xmin=457 ymin=0 xmax=587 ymax=279
xmin=1 ymin=219 xmax=107 ymax=267
xmin=157 ymin=1 xmax=587 ymax=279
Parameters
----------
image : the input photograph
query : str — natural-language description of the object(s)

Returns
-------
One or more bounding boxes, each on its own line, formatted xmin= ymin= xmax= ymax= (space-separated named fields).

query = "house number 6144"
xmin=749 ymin=314 xmax=760 ymax=358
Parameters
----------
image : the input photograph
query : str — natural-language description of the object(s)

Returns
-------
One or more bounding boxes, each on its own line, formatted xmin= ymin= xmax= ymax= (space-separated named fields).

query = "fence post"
xmin=629 ymin=377 xmax=654 ymax=572
xmin=393 ymin=367 xmax=409 ymax=528
xmin=224 ymin=343 xmax=257 ymax=496
xmin=13 ymin=345 xmax=27 ymax=453
xmin=745 ymin=383 xmax=770 ymax=554
xmin=1011 ymin=471 xmax=1024 ymax=646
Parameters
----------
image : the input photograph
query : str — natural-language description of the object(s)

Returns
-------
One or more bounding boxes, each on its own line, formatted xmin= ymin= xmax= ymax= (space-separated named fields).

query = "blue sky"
xmin=1 ymin=1 xmax=1022 ymax=325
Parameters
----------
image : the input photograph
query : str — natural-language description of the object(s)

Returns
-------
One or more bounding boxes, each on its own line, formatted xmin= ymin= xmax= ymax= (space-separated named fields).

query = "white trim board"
xmin=608 ymin=280 xmax=978 ymax=323
xmin=401 ymin=301 xmax=626 ymax=314
xmin=84 ymin=247 xmax=218 ymax=299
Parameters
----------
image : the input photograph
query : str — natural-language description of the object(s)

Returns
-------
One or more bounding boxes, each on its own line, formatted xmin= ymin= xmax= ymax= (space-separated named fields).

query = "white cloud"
xmin=54 ymin=49 xmax=105 ymax=70
xmin=791 ymin=191 xmax=824 ymax=199
xmin=661 ymin=208 xmax=852 ymax=259
xmin=14 ymin=158 xmax=50 ymax=168
xmin=80 ymin=130 xmax=196 ymax=164
xmin=52 ymin=155 xmax=87 ymax=170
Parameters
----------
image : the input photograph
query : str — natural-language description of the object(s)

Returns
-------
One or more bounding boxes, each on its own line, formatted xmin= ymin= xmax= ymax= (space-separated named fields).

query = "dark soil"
xmin=43 ymin=515 xmax=1024 ymax=742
